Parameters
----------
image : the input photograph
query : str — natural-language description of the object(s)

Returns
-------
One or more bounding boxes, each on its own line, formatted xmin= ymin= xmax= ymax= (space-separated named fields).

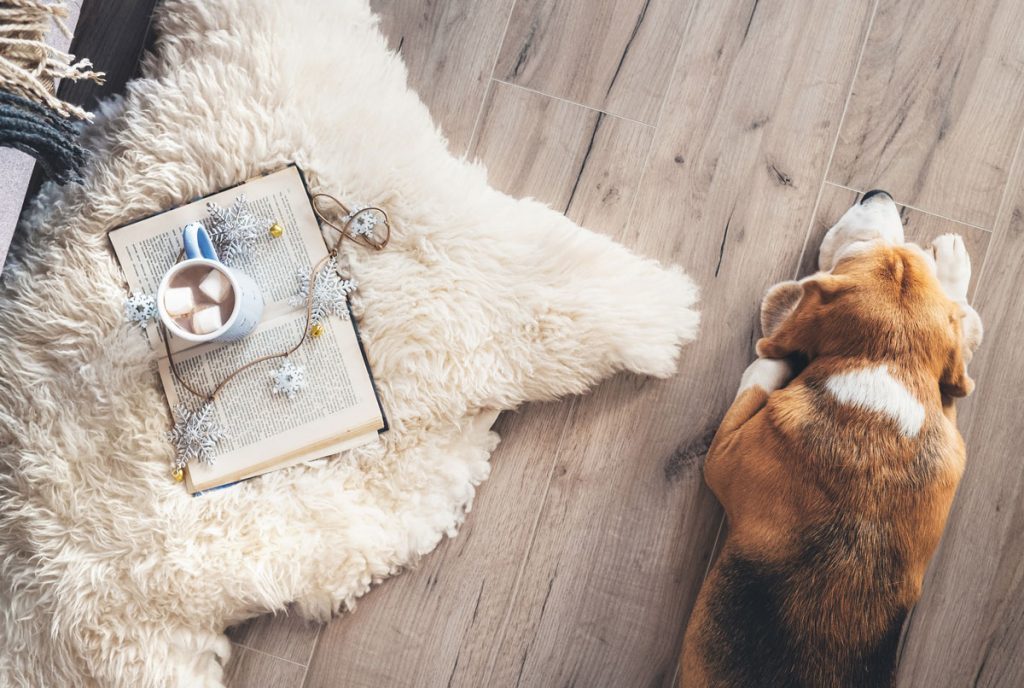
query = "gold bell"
xmin=172 ymin=467 xmax=184 ymax=482
xmin=310 ymin=323 xmax=324 ymax=338
xmin=269 ymin=222 xmax=284 ymax=238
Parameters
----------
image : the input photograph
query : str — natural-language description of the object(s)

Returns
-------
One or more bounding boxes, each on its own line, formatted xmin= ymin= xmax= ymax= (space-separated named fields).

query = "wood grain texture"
xmin=494 ymin=0 xmax=694 ymax=123
xmin=302 ymin=406 xmax=572 ymax=688
xmin=895 ymin=158 xmax=1024 ymax=687
xmin=829 ymin=0 xmax=1024 ymax=228
xmin=562 ymin=114 xmax=654 ymax=236
xmin=488 ymin=3 xmax=875 ymax=686
xmin=369 ymin=0 xmax=515 ymax=154
xmin=223 ymin=643 xmax=307 ymax=688
xmin=470 ymin=81 xmax=654 ymax=232
xmin=802 ymin=183 xmax=991 ymax=297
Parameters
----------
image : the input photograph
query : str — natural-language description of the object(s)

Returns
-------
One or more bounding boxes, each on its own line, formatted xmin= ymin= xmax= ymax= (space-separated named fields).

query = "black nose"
xmin=860 ymin=189 xmax=893 ymax=204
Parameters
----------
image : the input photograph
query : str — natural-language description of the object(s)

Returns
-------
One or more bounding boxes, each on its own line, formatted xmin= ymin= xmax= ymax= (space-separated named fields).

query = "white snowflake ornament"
xmin=207 ymin=195 xmax=264 ymax=265
xmin=124 ymin=292 xmax=157 ymax=327
xmin=343 ymin=204 xmax=380 ymax=237
xmin=292 ymin=257 xmax=357 ymax=331
xmin=270 ymin=358 xmax=306 ymax=399
xmin=167 ymin=402 xmax=225 ymax=470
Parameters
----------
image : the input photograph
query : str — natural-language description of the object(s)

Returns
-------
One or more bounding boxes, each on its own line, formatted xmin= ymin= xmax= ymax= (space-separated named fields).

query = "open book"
xmin=109 ymin=165 xmax=386 ymax=493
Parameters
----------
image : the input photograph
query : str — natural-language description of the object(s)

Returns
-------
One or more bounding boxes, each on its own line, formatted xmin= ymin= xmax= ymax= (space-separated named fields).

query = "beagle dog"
xmin=680 ymin=191 xmax=983 ymax=687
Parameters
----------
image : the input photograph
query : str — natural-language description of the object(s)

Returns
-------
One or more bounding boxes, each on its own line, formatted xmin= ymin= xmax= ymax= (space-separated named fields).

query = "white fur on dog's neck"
xmin=825 ymin=364 xmax=925 ymax=437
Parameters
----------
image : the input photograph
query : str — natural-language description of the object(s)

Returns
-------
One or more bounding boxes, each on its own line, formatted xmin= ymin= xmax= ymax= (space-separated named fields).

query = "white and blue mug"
xmin=157 ymin=222 xmax=264 ymax=343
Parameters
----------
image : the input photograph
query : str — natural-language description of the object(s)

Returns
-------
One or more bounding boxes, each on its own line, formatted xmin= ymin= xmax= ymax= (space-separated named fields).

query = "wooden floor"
xmin=215 ymin=1 xmax=1024 ymax=685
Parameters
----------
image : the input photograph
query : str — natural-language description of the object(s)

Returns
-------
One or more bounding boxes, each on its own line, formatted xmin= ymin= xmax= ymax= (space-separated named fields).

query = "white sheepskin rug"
xmin=0 ymin=1 xmax=699 ymax=685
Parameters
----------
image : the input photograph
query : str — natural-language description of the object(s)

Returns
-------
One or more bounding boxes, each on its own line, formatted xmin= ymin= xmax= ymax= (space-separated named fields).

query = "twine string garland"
xmin=162 ymin=195 xmax=390 ymax=405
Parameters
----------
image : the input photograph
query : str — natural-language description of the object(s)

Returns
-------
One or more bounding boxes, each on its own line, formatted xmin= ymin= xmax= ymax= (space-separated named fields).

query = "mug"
xmin=157 ymin=222 xmax=264 ymax=343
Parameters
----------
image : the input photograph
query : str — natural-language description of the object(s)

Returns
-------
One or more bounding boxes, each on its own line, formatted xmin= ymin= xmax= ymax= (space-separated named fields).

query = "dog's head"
xmin=758 ymin=242 xmax=981 ymax=398
xmin=817 ymin=189 xmax=905 ymax=272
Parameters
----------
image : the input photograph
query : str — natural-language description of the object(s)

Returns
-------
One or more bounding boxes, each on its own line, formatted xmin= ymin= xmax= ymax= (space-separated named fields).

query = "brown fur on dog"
xmin=679 ymin=243 xmax=980 ymax=687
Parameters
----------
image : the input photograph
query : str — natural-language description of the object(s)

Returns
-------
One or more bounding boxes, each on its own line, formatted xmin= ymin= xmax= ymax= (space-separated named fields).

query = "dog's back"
xmin=681 ymin=240 xmax=978 ymax=687
xmin=684 ymin=360 xmax=964 ymax=687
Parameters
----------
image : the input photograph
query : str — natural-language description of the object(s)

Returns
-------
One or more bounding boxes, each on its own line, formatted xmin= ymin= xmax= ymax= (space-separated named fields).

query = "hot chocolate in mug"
xmin=157 ymin=222 xmax=264 ymax=343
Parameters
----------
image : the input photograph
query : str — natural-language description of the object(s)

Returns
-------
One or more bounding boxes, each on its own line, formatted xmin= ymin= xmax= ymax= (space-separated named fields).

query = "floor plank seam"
xmin=792 ymin=0 xmax=881 ymax=281
xmin=669 ymin=517 xmax=726 ymax=688
xmin=479 ymin=399 xmax=581 ymax=686
xmin=618 ymin=0 xmax=702 ymax=243
xmin=299 ymin=623 xmax=324 ymax=687
xmin=230 ymin=641 xmax=308 ymax=668
xmin=462 ymin=0 xmax=520 ymax=158
xmin=463 ymin=78 xmax=495 ymax=158
xmin=823 ymin=181 xmax=994 ymax=234
xmin=613 ymin=1 xmax=731 ymax=680
xmin=490 ymin=78 xmax=656 ymax=128
xmin=701 ymin=518 xmax=725 ymax=583
xmin=969 ymin=120 xmax=1024 ymax=298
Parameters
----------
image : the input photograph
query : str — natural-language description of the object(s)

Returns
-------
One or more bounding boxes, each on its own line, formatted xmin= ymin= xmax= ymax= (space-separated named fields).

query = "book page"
xmin=160 ymin=311 xmax=383 ymax=492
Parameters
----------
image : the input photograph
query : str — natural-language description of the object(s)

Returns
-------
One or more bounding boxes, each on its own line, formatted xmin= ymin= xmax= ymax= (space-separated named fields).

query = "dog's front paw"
xmin=737 ymin=357 xmax=794 ymax=397
xmin=931 ymin=233 xmax=970 ymax=301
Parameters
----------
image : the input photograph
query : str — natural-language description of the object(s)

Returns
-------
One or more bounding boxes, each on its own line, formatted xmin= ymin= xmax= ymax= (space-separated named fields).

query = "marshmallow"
xmin=198 ymin=269 xmax=231 ymax=303
xmin=192 ymin=306 xmax=223 ymax=335
xmin=163 ymin=287 xmax=195 ymax=316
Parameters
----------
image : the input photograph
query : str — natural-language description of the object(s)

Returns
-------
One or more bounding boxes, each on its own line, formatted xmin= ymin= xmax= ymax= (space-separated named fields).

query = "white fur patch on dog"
xmin=737 ymin=357 xmax=794 ymax=397
xmin=818 ymin=194 xmax=904 ymax=271
xmin=825 ymin=365 xmax=925 ymax=437
xmin=832 ymin=239 xmax=879 ymax=265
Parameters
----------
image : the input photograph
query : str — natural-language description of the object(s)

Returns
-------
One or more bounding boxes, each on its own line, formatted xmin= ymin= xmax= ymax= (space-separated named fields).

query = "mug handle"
xmin=182 ymin=222 xmax=220 ymax=262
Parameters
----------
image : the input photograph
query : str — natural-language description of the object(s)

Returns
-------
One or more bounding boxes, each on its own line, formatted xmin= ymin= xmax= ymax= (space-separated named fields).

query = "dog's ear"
xmin=756 ymin=275 xmax=850 ymax=359
xmin=940 ymin=303 xmax=982 ymax=397
xmin=760 ymin=280 xmax=803 ymax=338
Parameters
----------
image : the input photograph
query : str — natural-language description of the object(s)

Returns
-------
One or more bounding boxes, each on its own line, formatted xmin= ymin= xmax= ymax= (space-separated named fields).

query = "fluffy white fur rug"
xmin=0 ymin=1 xmax=699 ymax=685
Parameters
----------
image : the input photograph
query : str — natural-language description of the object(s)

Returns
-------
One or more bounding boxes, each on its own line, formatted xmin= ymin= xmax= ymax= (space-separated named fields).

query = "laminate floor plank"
xmin=494 ymin=0 xmax=695 ymax=124
xmin=369 ymin=0 xmax=516 ymax=154
xmin=302 ymin=406 xmax=573 ymax=688
xmin=302 ymin=82 xmax=653 ymax=688
xmin=487 ymin=3 xmax=876 ymax=687
xmin=895 ymin=145 xmax=1024 ymax=688
xmin=470 ymin=81 xmax=654 ymax=233
xmin=828 ymin=0 xmax=1024 ymax=228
